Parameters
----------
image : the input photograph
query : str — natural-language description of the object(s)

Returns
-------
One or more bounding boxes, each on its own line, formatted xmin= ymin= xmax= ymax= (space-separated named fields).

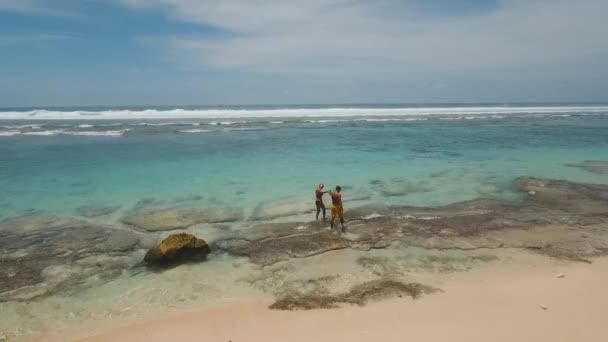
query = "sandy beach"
xmin=50 ymin=256 xmax=606 ymax=342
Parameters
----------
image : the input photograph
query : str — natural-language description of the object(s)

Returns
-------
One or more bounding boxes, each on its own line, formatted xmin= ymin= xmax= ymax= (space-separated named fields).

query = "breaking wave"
xmin=1 ymin=105 xmax=608 ymax=120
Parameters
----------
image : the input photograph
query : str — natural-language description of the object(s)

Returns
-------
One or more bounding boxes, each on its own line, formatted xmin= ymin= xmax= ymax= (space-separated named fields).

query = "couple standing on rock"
xmin=315 ymin=183 xmax=345 ymax=232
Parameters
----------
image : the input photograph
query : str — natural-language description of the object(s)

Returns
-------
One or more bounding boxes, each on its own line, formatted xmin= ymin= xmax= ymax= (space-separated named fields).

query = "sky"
xmin=0 ymin=0 xmax=607 ymax=106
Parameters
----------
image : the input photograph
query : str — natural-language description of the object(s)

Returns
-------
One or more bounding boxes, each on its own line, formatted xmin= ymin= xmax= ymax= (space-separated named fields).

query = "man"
xmin=315 ymin=183 xmax=327 ymax=221
xmin=329 ymin=186 xmax=345 ymax=231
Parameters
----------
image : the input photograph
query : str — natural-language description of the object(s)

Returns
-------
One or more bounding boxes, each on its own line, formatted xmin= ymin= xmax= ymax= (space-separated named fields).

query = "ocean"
xmin=2 ymin=104 xmax=608 ymax=220
xmin=1 ymin=103 xmax=608 ymax=339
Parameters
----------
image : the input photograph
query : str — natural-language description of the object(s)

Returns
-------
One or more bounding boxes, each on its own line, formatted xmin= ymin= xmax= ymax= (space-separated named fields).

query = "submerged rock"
xmin=269 ymin=279 xmax=437 ymax=310
xmin=144 ymin=233 xmax=210 ymax=266
xmin=216 ymin=177 xmax=608 ymax=266
xmin=516 ymin=177 xmax=608 ymax=215
xmin=377 ymin=180 xmax=431 ymax=197
xmin=0 ymin=216 xmax=83 ymax=236
xmin=122 ymin=208 xmax=205 ymax=231
xmin=76 ymin=205 xmax=120 ymax=218
xmin=217 ymin=231 xmax=348 ymax=266
xmin=122 ymin=206 xmax=244 ymax=231
xmin=568 ymin=160 xmax=608 ymax=175
xmin=0 ymin=218 xmax=142 ymax=300
xmin=249 ymin=200 xmax=312 ymax=221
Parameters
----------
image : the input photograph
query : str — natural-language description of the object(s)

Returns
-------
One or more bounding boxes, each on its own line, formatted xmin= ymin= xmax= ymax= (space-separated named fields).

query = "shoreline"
xmin=53 ymin=256 xmax=608 ymax=342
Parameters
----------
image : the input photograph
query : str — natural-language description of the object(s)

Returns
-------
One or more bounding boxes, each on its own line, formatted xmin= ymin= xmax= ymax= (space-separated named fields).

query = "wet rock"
xmin=218 ymin=232 xmax=348 ymax=266
xmin=144 ymin=233 xmax=210 ymax=266
xmin=0 ymin=258 xmax=48 ymax=294
xmin=76 ymin=205 xmax=120 ymax=218
xmin=269 ymin=279 xmax=437 ymax=310
xmin=217 ymin=178 xmax=608 ymax=266
xmin=0 ymin=218 xmax=142 ymax=300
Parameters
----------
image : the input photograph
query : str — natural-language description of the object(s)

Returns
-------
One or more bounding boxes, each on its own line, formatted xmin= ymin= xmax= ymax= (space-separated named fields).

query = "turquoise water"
xmin=2 ymin=110 xmax=608 ymax=221
xmin=2 ymin=105 xmax=608 ymax=339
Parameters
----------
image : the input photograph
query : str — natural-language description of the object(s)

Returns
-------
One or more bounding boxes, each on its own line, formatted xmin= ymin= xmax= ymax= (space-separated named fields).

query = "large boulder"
xmin=144 ymin=233 xmax=210 ymax=265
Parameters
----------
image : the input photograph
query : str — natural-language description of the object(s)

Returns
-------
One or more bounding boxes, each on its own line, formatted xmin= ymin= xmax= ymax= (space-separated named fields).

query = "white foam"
xmin=22 ymin=130 xmax=63 ymax=136
xmin=0 ymin=131 xmax=20 ymax=136
xmin=224 ymin=127 xmax=265 ymax=131
xmin=362 ymin=213 xmax=384 ymax=220
xmin=77 ymin=124 xmax=94 ymax=128
xmin=131 ymin=122 xmax=186 ymax=126
xmin=178 ymin=129 xmax=212 ymax=133
xmin=61 ymin=130 xmax=128 ymax=136
xmin=358 ymin=118 xmax=428 ymax=122
xmin=306 ymin=119 xmax=350 ymax=123
xmin=208 ymin=121 xmax=250 ymax=126
xmin=1 ymin=124 xmax=41 ymax=129
xmin=1 ymin=106 xmax=607 ymax=120
xmin=14 ymin=129 xmax=128 ymax=136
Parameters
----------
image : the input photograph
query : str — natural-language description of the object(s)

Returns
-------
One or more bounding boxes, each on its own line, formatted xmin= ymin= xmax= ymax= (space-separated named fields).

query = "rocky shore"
xmin=1 ymin=175 xmax=608 ymax=339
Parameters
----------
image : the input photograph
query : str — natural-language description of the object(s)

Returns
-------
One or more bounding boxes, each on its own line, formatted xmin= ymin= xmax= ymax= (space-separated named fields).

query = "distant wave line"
xmin=1 ymin=106 xmax=608 ymax=120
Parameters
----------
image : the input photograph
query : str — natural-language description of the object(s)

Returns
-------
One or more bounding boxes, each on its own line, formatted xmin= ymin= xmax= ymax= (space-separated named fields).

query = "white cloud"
xmin=123 ymin=0 xmax=608 ymax=78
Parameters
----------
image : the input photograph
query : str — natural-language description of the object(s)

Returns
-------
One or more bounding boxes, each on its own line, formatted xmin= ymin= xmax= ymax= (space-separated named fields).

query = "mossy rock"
xmin=269 ymin=279 xmax=438 ymax=310
xmin=144 ymin=233 xmax=210 ymax=266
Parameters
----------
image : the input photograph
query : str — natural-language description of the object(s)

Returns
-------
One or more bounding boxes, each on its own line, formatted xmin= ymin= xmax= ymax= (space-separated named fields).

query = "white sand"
xmin=60 ymin=257 xmax=608 ymax=342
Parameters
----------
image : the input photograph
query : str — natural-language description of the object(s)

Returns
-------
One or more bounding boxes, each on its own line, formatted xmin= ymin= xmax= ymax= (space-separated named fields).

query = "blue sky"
xmin=0 ymin=0 xmax=607 ymax=106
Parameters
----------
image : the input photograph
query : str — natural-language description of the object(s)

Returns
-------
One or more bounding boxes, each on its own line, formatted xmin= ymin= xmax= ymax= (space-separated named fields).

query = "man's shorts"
xmin=331 ymin=205 xmax=343 ymax=220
